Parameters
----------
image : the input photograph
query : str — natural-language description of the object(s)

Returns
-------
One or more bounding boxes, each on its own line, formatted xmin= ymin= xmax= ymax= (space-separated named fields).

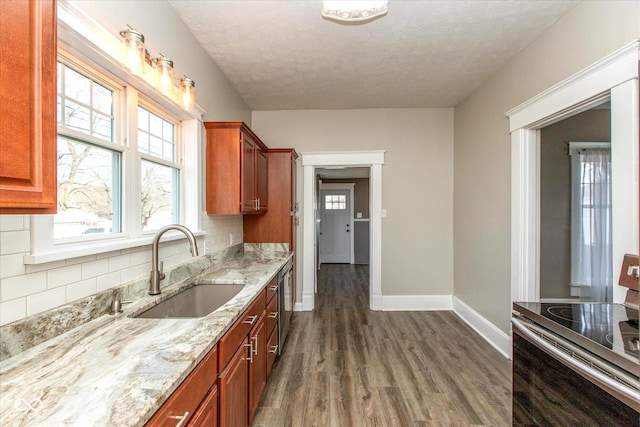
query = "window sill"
xmin=23 ymin=230 xmax=206 ymax=265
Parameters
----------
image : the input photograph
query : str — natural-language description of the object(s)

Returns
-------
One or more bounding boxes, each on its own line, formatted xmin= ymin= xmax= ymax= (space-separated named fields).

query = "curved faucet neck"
xmin=149 ymin=224 xmax=199 ymax=295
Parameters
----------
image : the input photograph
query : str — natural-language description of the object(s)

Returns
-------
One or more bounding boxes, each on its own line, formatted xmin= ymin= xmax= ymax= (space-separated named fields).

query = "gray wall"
xmin=454 ymin=1 xmax=639 ymax=333
xmin=539 ymin=109 xmax=611 ymax=299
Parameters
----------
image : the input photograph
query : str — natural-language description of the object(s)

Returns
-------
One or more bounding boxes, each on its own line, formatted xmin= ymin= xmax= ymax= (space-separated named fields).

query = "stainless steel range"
xmin=512 ymin=302 xmax=639 ymax=425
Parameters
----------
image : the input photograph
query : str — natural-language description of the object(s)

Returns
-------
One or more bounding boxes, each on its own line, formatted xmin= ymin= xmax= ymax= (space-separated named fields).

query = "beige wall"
xmin=252 ymin=109 xmax=454 ymax=296
xmin=454 ymin=1 xmax=640 ymax=332
xmin=539 ymin=109 xmax=611 ymax=299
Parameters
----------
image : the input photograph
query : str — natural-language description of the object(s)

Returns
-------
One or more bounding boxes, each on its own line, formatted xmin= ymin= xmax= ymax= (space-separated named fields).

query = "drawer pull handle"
xmin=269 ymin=285 xmax=278 ymax=292
xmin=252 ymin=335 xmax=258 ymax=354
xmin=269 ymin=345 xmax=278 ymax=354
xmin=245 ymin=343 xmax=253 ymax=362
xmin=243 ymin=315 xmax=258 ymax=325
xmin=169 ymin=411 xmax=189 ymax=427
xmin=268 ymin=311 xmax=278 ymax=319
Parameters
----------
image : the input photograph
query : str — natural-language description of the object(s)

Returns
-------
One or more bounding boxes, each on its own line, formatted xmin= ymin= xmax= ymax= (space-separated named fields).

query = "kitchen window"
xmin=28 ymin=51 xmax=199 ymax=264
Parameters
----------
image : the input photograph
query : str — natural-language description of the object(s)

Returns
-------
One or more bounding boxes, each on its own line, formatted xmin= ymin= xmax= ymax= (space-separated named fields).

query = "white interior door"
xmin=319 ymin=189 xmax=351 ymax=263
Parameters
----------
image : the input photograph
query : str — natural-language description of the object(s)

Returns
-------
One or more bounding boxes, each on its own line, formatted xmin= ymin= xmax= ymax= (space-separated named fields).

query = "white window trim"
xmin=27 ymin=1 xmax=206 ymax=265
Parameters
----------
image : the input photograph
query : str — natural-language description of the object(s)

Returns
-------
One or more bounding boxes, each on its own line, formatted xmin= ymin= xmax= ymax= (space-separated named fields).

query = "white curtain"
xmin=570 ymin=147 xmax=612 ymax=302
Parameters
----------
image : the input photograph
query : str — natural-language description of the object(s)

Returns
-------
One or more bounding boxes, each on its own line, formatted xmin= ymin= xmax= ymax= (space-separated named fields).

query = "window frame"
xmin=28 ymin=46 xmax=202 ymax=264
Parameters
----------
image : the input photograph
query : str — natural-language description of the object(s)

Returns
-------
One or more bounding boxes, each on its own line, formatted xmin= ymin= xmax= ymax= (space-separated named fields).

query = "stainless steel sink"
xmin=134 ymin=284 xmax=244 ymax=318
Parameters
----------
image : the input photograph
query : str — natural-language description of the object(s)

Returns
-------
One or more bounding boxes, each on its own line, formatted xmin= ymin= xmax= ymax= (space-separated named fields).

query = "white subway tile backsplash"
xmin=0 ymin=215 xmax=25 ymax=232
xmin=47 ymin=265 xmax=82 ymax=289
xmin=0 ymin=298 xmax=26 ymax=326
xmin=0 ymin=230 xmax=30 ymax=255
xmin=27 ymin=288 xmax=66 ymax=316
xmin=108 ymin=254 xmax=131 ymax=272
xmin=97 ymin=271 xmax=121 ymax=292
xmin=1 ymin=272 xmax=47 ymax=301
xmin=65 ymin=254 xmax=97 ymax=266
xmin=81 ymin=259 xmax=110 ymax=280
xmin=0 ymin=254 xmax=26 ymax=279
xmin=66 ymin=278 xmax=97 ymax=302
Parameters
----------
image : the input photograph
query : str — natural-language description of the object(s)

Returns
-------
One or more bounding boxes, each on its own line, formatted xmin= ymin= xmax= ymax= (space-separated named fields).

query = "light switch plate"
xmin=381 ymin=209 xmax=387 ymax=217
xmin=356 ymin=212 xmax=362 ymax=218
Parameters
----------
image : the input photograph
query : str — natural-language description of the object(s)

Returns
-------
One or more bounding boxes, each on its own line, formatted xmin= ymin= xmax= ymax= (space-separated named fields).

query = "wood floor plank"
xmin=252 ymin=264 xmax=512 ymax=427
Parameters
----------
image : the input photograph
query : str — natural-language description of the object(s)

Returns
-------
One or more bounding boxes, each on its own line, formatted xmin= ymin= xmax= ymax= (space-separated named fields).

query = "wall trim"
xmin=381 ymin=294 xmax=452 ymax=311
xmin=505 ymin=39 xmax=639 ymax=131
xmin=453 ymin=297 xmax=511 ymax=359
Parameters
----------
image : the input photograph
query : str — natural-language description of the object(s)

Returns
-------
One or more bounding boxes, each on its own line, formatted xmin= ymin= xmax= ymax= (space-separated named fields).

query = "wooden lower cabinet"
xmin=188 ymin=385 xmax=218 ymax=427
xmin=248 ymin=312 xmax=267 ymax=424
xmin=146 ymin=347 xmax=218 ymax=427
xmin=218 ymin=341 xmax=249 ymax=427
xmin=266 ymin=326 xmax=278 ymax=378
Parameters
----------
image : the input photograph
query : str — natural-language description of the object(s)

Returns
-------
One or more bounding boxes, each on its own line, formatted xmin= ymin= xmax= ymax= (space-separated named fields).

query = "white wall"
xmin=252 ymin=108 xmax=454 ymax=299
xmin=454 ymin=0 xmax=640 ymax=333
xmin=0 ymin=1 xmax=250 ymax=326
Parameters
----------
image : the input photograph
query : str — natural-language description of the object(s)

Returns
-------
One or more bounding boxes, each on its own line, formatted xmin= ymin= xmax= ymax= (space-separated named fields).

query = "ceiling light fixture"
xmin=321 ymin=0 xmax=389 ymax=24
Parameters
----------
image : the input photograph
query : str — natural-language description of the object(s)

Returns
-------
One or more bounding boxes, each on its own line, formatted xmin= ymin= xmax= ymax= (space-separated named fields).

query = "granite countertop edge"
xmin=0 ymin=249 xmax=293 ymax=427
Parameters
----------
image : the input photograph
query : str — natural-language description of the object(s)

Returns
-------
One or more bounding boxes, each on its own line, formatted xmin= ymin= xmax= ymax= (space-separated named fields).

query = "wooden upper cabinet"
xmin=244 ymin=149 xmax=298 ymax=250
xmin=205 ymin=122 xmax=268 ymax=215
xmin=0 ymin=0 xmax=57 ymax=214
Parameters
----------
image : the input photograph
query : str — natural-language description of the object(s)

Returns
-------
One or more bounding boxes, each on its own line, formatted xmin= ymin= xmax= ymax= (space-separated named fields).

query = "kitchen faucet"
xmin=149 ymin=224 xmax=199 ymax=295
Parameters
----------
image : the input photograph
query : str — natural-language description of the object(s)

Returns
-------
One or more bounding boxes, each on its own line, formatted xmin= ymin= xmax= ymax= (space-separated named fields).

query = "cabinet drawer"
xmin=146 ymin=346 xmax=218 ymax=427
xmin=266 ymin=326 xmax=279 ymax=378
xmin=266 ymin=293 xmax=278 ymax=337
xmin=219 ymin=290 xmax=266 ymax=369
xmin=266 ymin=277 xmax=278 ymax=303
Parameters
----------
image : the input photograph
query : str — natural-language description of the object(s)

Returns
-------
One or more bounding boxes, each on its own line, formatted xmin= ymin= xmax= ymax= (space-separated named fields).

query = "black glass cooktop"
xmin=514 ymin=302 xmax=639 ymax=374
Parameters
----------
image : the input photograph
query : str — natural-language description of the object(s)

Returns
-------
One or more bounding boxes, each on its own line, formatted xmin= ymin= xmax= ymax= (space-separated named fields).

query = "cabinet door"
xmin=188 ymin=385 xmax=217 ymax=427
xmin=255 ymin=148 xmax=268 ymax=212
xmin=266 ymin=326 xmax=279 ymax=378
xmin=248 ymin=312 xmax=267 ymax=424
xmin=218 ymin=341 xmax=249 ymax=427
xmin=0 ymin=0 xmax=57 ymax=214
xmin=241 ymin=134 xmax=256 ymax=213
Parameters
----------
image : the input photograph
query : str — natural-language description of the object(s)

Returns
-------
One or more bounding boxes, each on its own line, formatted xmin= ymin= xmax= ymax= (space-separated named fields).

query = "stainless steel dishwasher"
xmin=278 ymin=258 xmax=293 ymax=355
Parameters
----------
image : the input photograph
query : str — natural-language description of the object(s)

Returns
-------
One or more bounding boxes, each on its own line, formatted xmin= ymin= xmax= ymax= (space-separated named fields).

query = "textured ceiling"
xmin=169 ymin=0 xmax=579 ymax=110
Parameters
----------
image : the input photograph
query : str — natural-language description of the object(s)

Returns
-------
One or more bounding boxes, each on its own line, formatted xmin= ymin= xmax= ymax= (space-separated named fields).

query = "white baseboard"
xmin=300 ymin=291 xmax=314 ymax=311
xmin=381 ymin=294 xmax=453 ymax=311
xmin=452 ymin=297 xmax=511 ymax=359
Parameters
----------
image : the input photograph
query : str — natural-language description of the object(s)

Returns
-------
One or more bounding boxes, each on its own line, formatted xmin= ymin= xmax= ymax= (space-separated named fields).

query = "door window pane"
xmin=325 ymin=194 xmax=346 ymax=210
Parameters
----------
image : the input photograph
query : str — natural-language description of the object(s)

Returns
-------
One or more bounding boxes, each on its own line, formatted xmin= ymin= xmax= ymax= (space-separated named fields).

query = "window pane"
xmin=55 ymin=137 xmax=120 ymax=239
xmin=58 ymin=63 xmax=114 ymax=142
xmin=138 ymin=106 xmax=175 ymax=161
xmin=141 ymin=160 xmax=178 ymax=231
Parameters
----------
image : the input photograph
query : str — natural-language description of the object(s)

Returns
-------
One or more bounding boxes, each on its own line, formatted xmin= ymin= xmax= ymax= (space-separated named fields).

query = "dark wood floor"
xmin=253 ymin=264 xmax=512 ymax=426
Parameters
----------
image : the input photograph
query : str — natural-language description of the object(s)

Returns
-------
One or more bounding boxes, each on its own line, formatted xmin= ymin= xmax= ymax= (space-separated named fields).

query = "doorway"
xmin=539 ymin=102 xmax=613 ymax=302
xmin=508 ymin=42 xmax=638 ymax=305
xmin=300 ymin=151 xmax=386 ymax=311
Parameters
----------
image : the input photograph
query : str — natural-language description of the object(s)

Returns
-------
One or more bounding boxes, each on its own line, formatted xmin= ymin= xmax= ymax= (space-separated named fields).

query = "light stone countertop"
xmin=0 ymin=248 xmax=293 ymax=426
